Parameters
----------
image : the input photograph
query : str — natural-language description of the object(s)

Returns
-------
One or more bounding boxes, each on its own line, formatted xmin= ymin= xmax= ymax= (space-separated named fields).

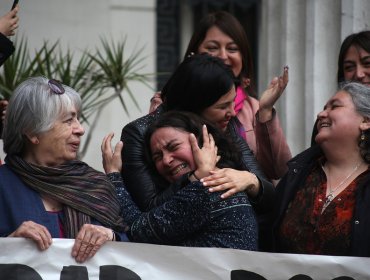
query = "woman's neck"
xmin=322 ymin=146 xmax=365 ymax=172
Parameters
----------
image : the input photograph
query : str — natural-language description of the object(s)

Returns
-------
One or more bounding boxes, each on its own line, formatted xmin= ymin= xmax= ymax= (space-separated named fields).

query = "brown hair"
xmin=184 ymin=11 xmax=255 ymax=97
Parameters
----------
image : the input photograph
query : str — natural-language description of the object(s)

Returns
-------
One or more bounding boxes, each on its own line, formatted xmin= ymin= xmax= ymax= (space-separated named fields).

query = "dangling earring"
xmin=361 ymin=130 xmax=366 ymax=142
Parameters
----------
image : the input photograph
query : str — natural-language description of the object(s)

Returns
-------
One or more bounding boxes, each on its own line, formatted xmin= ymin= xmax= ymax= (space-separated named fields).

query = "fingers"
xmin=279 ymin=65 xmax=289 ymax=89
xmin=149 ymin=92 xmax=162 ymax=113
xmin=283 ymin=65 xmax=289 ymax=82
xmin=72 ymin=224 xmax=111 ymax=263
xmin=268 ymin=77 xmax=278 ymax=89
xmin=220 ymin=189 xmax=238 ymax=199
xmin=201 ymin=124 xmax=210 ymax=146
xmin=101 ymin=132 xmax=123 ymax=173
xmin=101 ymin=132 xmax=111 ymax=153
xmin=1 ymin=7 xmax=19 ymax=37
xmin=189 ymin=132 xmax=200 ymax=153
xmin=11 ymin=221 xmax=52 ymax=251
xmin=113 ymin=140 xmax=123 ymax=155
xmin=205 ymin=179 xmax=239 ymax=199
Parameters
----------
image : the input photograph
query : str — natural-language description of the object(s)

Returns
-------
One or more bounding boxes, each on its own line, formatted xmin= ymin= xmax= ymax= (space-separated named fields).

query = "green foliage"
xmin=0 ymin=36 xmax=152 ymax=123
xmin=0 ymin=36 xmax=153 ymax=158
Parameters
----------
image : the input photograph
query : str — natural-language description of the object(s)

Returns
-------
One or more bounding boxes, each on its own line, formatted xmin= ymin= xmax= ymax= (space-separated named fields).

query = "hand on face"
xmin=189 ymin=124 xmax=219 ymax=179
xmin=258 ymin=66 xmax=289 ymax=123
xmin=9 ymin=221 xmax=53 ymax=251
xmin=0 ymin=6 xmax=19 ymax=36
xmin=101 ymin=132 xmax=123 ymax=174
xmin=71 ymin=224 xmax=114 ymax=263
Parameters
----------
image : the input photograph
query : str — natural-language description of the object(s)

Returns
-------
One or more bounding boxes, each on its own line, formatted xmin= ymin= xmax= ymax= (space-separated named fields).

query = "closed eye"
xmin=152 ymin=152 xmax=162 ymax=162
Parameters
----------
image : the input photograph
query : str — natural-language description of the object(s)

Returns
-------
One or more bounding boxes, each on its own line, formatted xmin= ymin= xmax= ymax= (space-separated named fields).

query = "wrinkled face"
xmin=150 ymin=127 xmax=196 ymax=183
xmin=34 ymin=106 xmax=85 ymax=166
xmin=198 ymin=26 xmax=243 ymax=77
xmin=201 ymin=85 xmax=236 ymax=131
xmin=343 ymin=45 xmax=370 ymax=86
xmin=315 ymin=91 xmax=363 ymax=145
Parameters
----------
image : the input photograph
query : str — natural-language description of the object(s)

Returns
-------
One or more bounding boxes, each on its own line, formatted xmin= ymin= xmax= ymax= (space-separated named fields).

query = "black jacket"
xmin=0 ymin=33 xmax=14 ymax=66
xmin=272 ymin=145 xmax=370 ymax=257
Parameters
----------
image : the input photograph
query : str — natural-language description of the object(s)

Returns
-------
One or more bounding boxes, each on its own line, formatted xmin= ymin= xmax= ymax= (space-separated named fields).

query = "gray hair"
xmin=339 ymin=81 xmax=370 ymax=163
xmin=339 ymin=81 xmax=370 ymax=118
xmin=3 ymin=76 xmax=82 ymax=156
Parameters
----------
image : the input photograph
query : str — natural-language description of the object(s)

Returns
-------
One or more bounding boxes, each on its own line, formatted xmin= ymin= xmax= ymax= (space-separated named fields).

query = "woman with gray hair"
xmin=0 ymin=77 xmax=128 ymax=263
xmin=271 ymin=81 xmax=370 ymax=257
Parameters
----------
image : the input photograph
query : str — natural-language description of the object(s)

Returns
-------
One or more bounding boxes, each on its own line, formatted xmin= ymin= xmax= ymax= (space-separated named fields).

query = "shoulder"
xmin=0 ymin=165 xmax=30 ymax=193
xmin=0 ymin=164 xmax=17 ymax=179
xmin=288 ymin=145 xmax=322 ymax=167
xmin=121 ymin=106 xmax=163 ymax=140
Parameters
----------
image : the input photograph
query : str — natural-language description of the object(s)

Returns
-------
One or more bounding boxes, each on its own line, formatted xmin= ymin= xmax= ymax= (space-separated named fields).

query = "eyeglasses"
xmin=48 ymin=79 xmax=65 ymax=95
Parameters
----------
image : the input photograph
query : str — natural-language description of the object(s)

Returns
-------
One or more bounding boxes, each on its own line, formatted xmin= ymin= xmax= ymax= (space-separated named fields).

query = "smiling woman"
xmin=0 ymin=77 xmax=128 ymax=263
xmin=272 ymin=81 xmax=370 ymax=257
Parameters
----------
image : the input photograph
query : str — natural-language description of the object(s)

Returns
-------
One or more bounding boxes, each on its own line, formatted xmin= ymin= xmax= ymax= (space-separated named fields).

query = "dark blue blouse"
xmin=109 ymin=172 xmax=258 ymax=250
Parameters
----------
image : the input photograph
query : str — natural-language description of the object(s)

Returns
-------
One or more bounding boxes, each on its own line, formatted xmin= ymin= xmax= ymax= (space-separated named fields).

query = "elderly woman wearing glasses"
xmin=0 ymin=77 xmax=128 ymax=263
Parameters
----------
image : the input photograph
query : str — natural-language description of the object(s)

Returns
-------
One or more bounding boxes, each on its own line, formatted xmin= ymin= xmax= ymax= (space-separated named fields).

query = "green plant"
xmin=0 ymin=36 xmax=153 ymax=158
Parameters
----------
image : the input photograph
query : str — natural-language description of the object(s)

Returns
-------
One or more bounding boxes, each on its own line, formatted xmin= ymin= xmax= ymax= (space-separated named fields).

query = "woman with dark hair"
xmin=121 ymin=53 xmax=274 ymax=249
xmin=150 ymin=11 xmax=291 ymax=180
xmin=121 ymin=53 xmax=273 ymax=212
xmin=311 ymin=30 xmax=370 ymax=145
xmin=337 ymin=30 xmax=370 ymax=84
xmin=273 ymin=82 xmax=370 ymax=257
xmin=104 ymin=111 xmax=258 ymax=250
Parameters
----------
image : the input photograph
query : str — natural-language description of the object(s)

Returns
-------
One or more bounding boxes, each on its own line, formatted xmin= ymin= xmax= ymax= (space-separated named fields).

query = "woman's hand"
xmin=258 ymin=66 xmax=289 ymax=123
xmin=8 ymin=221 xmax=53 ymax=251
xmin=202 ymin=169 xmax=260 ymax=199
xmin=149 ymin=92 xmax=163 ymax=113
xmin=71 ymin=224 xmax=114 ymax=263
xmin=189 ymin=124 xmax=219 ymax=179
xmin=0 ymin=6 xmax=19 ymax=36
xmin=101 ymin=132 xmax=123 ymax=174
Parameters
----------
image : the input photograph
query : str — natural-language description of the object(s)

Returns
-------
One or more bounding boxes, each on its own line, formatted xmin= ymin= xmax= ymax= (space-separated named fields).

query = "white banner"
xmin=0 ymin=238 xmax=369 ymax=280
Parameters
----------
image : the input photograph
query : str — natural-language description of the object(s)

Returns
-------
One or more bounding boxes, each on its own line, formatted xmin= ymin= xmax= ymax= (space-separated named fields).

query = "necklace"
xmin=321 ymin=162 xmax=361 ymax=213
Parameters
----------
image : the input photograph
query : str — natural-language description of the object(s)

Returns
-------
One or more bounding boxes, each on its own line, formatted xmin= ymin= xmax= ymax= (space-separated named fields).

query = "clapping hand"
xmin=258 ymin=66 xmax=289 ymax=123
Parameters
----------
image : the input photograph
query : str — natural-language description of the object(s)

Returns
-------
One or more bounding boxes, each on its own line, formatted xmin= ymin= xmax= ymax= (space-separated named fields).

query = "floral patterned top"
xmin=278 ymin=160 xmax=369 ymax=255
